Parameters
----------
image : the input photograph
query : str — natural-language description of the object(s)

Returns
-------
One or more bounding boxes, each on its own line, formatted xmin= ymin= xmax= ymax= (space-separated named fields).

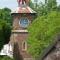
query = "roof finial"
xmin=17 ymin=0 xmax=30 ymax=6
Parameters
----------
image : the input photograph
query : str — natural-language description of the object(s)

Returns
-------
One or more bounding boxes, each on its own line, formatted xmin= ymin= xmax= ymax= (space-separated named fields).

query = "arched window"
xmin=22 ymin=41 xmax=27 ymax=51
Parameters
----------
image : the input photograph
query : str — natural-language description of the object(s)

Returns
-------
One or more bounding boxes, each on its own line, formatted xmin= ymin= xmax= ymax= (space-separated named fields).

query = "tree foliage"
xmin=27 ymin=11 xmax=60 ymax=58
xmin=31 ymin=0 xmax=58 ymax=16
xmin=0 ymin=56 xmax=14 ymax=60
xmin=0 ymin=8 xmax=12 ymax=60
xmin=29 ymin=0 xmax=34 ymax=9
xmin=0 ymin=8 xmax=12 ymax=25
xmin=0 ymin=20 xmax=11 ymax=50
xmin=0 ymin=8 xmax=12 ymax=51
xmin=47 ymin=0 xmax=57 ymax=11
xmin=57 ymin=5 xmax=60 ymax=11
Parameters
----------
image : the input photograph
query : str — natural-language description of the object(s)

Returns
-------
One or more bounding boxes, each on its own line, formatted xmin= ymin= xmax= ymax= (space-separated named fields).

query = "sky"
xmin=0 ymin=0 xmax=60 ymax=10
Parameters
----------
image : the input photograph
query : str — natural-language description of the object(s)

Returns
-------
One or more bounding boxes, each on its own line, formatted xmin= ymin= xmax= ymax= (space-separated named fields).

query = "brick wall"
xmin=10 ymin=13 xmax=35 ymax=60
xmin=12 ymin=32 xmax=33 ymax=60
xmin=12 ymin=14 xmax=33 ymax=30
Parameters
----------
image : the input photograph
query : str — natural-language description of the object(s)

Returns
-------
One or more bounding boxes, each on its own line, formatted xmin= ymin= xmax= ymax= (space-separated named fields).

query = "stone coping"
xmin=12 ymin=30 xmax=28 ymax=33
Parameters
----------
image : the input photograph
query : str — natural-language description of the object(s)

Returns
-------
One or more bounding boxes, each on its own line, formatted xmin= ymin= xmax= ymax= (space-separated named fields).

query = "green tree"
xmin=0 ymin=8 xmax=12 ymax=25
xmin=34 ymin=2 xmax=48 ymax=16
xmin=47 ymin=0 xmax=57 ymax=11
xmin=29 ymin=0 xmax=34 ymax=9
xmin=27 ymin=11 xmax=60 ymax=58
xmin=0 ymin=8 xmax=14 ymax=60
xmin=57 ymin=5 xmax=60 ymax=11
xmin=45 ymin=0 xmax=48 ymax=4
xmin=32 ymin=0 xmax=57 ymax=16
xmin=34 ymin=0 xmax=38 ymax=8
xmin=0 ymin=20 xmax=13 ymax=60
xmin=0 ymin=56 xmax=14 ymax=60
xmin=0 ymin=20 xmax=11 ymax=50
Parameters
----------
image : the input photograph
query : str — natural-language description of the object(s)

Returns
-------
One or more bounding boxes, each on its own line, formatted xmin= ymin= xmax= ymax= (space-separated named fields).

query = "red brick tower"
xmin=10 ymin=0 xmax=36 ymax=60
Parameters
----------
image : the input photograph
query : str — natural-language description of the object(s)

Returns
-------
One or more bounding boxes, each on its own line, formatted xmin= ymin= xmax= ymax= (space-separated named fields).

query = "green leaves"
xmin=0 ymin=8 xmax=12 ymax=25
xmin=27 ymin=11 xmax=60 ymax=58
xmin=0 ymin=8 xmax=12 ymax=51
xmin=0 ymin=56 xmax=14 ymax=60
xmin=47 ymin=0 xmax=57 ymax=11
xmin=0 ymin=20 xmax=11 ymax=51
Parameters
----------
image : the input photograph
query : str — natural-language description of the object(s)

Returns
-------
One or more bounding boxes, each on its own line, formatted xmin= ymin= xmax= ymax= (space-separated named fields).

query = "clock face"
xmin=19 ymin=18 xmax=29 ymax=28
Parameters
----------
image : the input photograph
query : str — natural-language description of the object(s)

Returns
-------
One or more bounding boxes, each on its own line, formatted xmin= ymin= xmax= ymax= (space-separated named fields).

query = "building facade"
xmin=10 ymin=0 xmax=36 ymax=60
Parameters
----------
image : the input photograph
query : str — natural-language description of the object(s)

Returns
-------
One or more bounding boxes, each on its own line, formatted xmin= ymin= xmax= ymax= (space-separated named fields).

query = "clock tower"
xmin=10 ymin=0 xmax=36 ymax=60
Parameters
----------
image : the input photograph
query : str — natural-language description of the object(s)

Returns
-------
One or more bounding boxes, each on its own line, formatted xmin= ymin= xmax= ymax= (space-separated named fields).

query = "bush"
xmin=0 ymin=56 xmax=14 ymax=60
xmin=27 ymin=11 xmax=60 ymax=58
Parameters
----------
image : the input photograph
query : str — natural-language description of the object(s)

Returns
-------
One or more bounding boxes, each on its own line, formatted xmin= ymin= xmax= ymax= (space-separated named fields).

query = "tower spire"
xmin=17 ymin=0 xmax=30 ymax=6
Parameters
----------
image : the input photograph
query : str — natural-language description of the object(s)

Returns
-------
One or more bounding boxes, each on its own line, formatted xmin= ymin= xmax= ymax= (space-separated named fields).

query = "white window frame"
xmin=22 ymin=41 xmax=27 ymax=51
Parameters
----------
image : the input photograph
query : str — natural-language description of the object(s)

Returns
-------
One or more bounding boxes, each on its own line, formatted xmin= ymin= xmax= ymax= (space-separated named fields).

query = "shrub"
xmin=27 ymin=11 xmax=60 ymax=58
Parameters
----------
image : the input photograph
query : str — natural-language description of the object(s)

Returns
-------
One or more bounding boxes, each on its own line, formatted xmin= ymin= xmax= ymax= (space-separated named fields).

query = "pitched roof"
xmin=11 ymin=5 xmax=36 ymax=14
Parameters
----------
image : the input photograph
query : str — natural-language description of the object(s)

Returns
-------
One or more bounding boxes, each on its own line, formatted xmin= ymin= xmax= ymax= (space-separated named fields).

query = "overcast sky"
xmin=0 ymin=0 xmax=60 ymax=10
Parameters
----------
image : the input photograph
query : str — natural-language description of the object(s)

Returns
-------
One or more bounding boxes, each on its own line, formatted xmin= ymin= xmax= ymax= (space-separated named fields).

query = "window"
xmin=22 ymin=41 xmax=27 ymax=51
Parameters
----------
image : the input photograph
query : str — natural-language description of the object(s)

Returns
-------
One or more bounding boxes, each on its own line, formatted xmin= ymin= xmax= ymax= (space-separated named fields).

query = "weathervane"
xmin=17 ymin=0 xmax=30 ymax=6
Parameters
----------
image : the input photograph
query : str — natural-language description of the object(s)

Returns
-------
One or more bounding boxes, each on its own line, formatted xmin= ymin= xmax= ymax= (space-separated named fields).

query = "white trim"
xmin=22 ymin=41 xmax=27 ymax=51
xmin=27 ymin=6 xmax=36 ymax=13
xmin=27 ymin=6 xmax=32 ymax=13
xmin=0 ymin=44 xmax=13 ymax=58
xmin=12 ymin=30 xmax=28 ymax=33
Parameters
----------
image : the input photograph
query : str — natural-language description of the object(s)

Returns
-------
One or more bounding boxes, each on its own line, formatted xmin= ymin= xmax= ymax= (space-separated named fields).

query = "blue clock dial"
xmin=19 ymin=18 xmax=29 ymax=28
